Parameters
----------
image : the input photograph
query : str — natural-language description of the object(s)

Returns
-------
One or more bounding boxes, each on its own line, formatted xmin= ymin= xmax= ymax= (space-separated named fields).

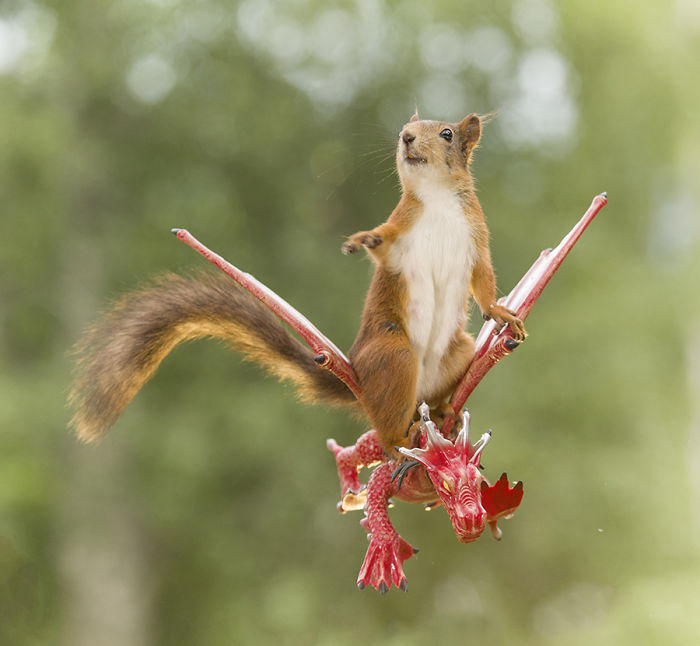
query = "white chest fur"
xmin=389 ymin=185 xmax=477 ymax=400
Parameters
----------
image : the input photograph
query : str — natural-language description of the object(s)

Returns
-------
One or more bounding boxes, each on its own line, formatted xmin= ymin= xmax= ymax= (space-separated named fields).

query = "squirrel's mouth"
xmin=404 ymin=154 xmax=427 ymax=166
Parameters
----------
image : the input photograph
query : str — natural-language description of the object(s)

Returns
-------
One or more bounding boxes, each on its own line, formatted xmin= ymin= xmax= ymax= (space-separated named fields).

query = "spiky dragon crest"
xmin=400 ymin=406 xmax=523 ymax=544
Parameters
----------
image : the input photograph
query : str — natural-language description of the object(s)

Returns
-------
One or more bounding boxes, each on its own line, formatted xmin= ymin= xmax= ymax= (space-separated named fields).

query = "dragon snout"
xmin=451 ymin=504 xmax=486 ymax=543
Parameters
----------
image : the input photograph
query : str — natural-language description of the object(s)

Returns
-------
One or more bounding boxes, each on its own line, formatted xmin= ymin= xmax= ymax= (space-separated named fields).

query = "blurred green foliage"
xmin=1 ymin=0 xmax=699 ymax=644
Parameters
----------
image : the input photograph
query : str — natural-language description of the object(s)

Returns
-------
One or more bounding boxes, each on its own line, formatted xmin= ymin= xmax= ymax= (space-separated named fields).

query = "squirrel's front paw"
xmin=486 ymin=304 xmax=527 ymax=341
xmin=342 ymin=232 xmax=383 ymax=255
xmin=342 ymin=240 xmax=360 ymax=255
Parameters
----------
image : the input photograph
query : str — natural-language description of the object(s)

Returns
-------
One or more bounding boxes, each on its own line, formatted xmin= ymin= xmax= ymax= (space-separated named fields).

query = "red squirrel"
xmin=69 ymin=112 xmax=524 ymax=454
xmin=343 ymin=113 xmax=524 ymax=452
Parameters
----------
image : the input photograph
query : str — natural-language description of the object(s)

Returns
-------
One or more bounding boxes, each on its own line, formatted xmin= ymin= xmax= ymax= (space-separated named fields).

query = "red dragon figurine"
xmin=327 ymin=405 xmax=523 ymax=592
xmin=174 ymin=193 xmax=607 ymax=593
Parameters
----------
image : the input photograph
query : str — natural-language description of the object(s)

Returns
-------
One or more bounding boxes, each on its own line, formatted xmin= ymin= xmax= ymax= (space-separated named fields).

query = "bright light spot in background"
xmin=500 ymin=48 xmax=578 ymax=152
xmin=310 ymin=9 xmax=354 ymax=65
xmin=236 ymin=0 xmax=273 ymax=49
xmin=236 ymin=0 xmax=393 ymax=110
xmin=0 ymin=4 xmax=55 ymax=76
xmin=420 ymin=24 xmax=467 ymax=73
xmin=0 ymin=18 xmax=28 ymax=73
xmin=266 ymin=20 xmax=306 ymax=66
xmin=418 ymin=75 xmax=470 ymax=120
xmin=648 ymin=185 xmax=698 ymax=266
xmin=512 ymin=0 xmax=559 ymax=45
xmin=172 ymin=4 xmax=229 ymax=45
xmin=674 ymin=0 xmax=700 ymax=32
xmin=126 ymin=54 xmax=177 ymax=104
xmin=463 ymin=26 xmax=513 ymax=75
xmin=234 ymin=0 xmax=575 ymax=152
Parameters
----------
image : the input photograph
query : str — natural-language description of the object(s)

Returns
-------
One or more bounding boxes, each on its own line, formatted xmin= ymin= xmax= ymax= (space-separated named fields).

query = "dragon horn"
xmin=423 ymin=417 xmax=453 ymax=451
xmin=455 ymin=409 xmax=471 ymax=453
xmin=470 ymin=431 xmax=492 ymax=464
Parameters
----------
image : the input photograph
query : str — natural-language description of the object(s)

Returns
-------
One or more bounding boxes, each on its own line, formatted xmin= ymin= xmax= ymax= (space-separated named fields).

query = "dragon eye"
xmin=442 ymin=480 xmax=451 ymax=492
xmin=439 ymin=128 xmax=453 ymax=142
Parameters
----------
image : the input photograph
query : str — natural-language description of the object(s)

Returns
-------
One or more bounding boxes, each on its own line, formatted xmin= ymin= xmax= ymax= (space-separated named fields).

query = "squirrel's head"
xmin=396 ymin=112 xmax=482 ymax=192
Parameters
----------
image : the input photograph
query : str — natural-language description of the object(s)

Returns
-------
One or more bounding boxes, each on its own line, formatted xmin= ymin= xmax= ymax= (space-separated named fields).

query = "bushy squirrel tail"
xmin=69 ymin=272 xmax=357 ymax=442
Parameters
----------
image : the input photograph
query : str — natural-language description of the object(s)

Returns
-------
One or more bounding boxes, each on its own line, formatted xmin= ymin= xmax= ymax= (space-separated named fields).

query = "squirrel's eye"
xmin=439 ymin=128 xmax=453 ymax=142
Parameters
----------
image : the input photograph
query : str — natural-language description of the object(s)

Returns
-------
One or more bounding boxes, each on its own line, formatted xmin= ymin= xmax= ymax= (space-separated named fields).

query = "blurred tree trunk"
xmin=56 ymin=169 xmax=151 ymax=646
xmin=58 ymin=442 xmax=151 ymax=646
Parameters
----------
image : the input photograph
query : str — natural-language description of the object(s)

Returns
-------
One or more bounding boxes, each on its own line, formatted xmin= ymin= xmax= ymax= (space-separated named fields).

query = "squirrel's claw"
xmin=488 ymin=303 xmax=527 ymax=342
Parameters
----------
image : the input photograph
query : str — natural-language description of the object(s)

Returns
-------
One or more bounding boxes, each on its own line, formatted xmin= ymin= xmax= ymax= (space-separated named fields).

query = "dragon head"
xmin=399 ymin=406 xmax=523 ymax=543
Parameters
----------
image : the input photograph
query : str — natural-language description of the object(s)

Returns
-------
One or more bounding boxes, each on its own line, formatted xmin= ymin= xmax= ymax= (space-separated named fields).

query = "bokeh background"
xmin=2 ymin=0 xmax=699 ymax=644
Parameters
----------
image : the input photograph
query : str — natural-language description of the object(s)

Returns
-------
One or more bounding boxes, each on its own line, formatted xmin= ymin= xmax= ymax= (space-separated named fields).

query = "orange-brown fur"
xmin=69 ymin=273 xmax=357 ymax=442
xmin=69 ymin=113 xmax=524 ymax=451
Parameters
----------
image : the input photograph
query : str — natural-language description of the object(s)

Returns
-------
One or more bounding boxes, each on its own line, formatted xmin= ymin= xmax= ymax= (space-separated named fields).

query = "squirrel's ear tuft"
xmin=458 ymin=113 xmax=481 ymax=157
xmin=409 ymin=108 xmax=420 ymax=123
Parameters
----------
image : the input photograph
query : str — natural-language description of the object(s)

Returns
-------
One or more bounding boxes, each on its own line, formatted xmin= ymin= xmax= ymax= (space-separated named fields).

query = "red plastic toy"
xmin=173 ymin=192 xmax=607 ymax=593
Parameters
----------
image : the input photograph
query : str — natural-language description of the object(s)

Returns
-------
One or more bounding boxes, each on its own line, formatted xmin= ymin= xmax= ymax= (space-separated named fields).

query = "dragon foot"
xmin=355 ymin=461 xmax=419 ymax=593
xmin=356 ymin=529 xmax=417 ymax=593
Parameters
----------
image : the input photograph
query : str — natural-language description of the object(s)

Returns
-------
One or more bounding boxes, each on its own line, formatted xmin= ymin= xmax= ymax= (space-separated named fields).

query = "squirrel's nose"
xmin=402 ymin=131 xmax=416 ymax=145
